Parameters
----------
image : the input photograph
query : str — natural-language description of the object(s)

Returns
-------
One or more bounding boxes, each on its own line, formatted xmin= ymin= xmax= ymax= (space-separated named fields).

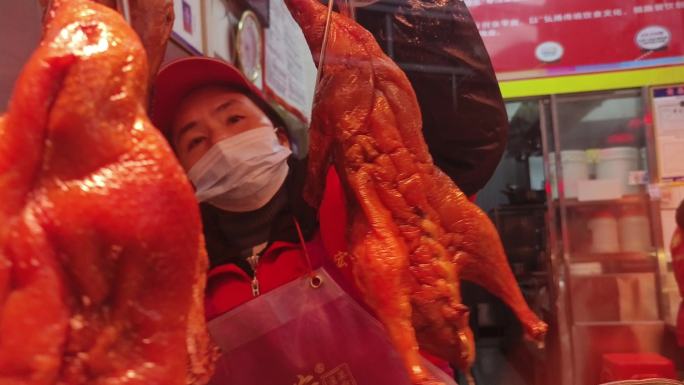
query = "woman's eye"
xmin=226 ymin=115 xmax=245 ymax=125
xmin=186 ymin=137 xmax=206 ymax=152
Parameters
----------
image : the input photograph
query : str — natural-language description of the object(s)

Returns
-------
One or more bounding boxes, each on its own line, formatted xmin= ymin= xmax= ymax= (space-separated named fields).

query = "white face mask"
xmin=187 ymin=126 xmax=292 ymax=212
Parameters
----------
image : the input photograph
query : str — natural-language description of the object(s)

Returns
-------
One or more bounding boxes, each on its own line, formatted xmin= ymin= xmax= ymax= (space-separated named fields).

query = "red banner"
xmin=466 ymin=0 xmax=684 ymax=80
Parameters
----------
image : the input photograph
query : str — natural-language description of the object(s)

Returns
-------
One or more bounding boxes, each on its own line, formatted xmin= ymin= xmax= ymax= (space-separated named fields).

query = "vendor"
xmin=151 ymin=57 xmax=456 ymax=385
xmin=151 ymin=57 xmax=321 ymax=314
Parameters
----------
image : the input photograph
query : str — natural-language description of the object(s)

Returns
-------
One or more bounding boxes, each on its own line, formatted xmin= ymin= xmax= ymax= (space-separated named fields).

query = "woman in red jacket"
xmin=153 ymin=57 xmax=322 ymax=315
xmin=152 ymin=57 xmax=458 ymax=384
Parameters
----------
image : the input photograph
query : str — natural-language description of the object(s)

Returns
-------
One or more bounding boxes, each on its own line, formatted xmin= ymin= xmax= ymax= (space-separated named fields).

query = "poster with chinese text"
xmin=467 ymin=0 xmax=684 ymax=80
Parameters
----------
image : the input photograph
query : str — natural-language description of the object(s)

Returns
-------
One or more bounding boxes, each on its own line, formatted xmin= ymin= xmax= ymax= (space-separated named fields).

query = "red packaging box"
xmin=601 ymin=353 xmax=677 ymax=382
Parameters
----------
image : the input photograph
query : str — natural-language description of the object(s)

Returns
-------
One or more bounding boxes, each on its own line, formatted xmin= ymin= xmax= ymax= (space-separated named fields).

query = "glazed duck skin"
xmin=284 ymin=0 xmax=547 ymax=382
xmin=0 ymin=1 xmax=212 ymax=384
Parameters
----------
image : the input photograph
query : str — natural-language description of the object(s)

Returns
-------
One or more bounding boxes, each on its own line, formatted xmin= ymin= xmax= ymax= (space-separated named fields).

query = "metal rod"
xmin=549 ymin=94 xmax=576 ymax=385
xmin=116 ymin=0 xmax=132 ymax=24
xmin=538 ymin=97 xmax=557 ymax=361
xmin=385 ymin=13 xmax=394 ymax=58
xmin=642 ymin=85 xmax=668 ymax=321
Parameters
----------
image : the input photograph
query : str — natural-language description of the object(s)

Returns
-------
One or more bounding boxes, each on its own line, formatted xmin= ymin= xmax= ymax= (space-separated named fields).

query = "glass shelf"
xmin=570 ymin=271 xmax=658 ymax=278
xmin=553 ymin=194 xmax=650 ymax=208
xmin=570 ymin=251 xmax=656 ymax=262
xmin=570 ymin=252 xmax=657 ymax=275
xmin=575 ymin=320 xmax=664 ymax=327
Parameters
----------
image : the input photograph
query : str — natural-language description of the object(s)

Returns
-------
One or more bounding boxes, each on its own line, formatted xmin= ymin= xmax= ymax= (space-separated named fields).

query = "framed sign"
xmin=263 ymin=0 xmax=317 ymax=122
xmin=652 ymin=84 xmax=684 ymax=181
xmin=171 ymin=0 xmax=205 ymax=55
xmin=205 ymin=0 xmax=235 ymax=62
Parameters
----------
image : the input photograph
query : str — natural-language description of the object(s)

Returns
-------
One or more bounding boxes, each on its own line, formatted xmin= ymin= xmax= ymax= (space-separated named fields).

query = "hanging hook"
xmin=309 ymin=274 xmax=324 ymax=288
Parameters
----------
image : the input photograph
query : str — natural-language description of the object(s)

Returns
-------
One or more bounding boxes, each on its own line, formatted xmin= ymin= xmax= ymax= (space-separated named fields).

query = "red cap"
xmin=150 ymin=57 xmax=282 ymax=137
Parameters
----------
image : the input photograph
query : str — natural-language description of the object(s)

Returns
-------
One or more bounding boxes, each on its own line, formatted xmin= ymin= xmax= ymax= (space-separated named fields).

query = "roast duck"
xmin=284 ymin=0 xmax=548 ymax=383
xmin=0 ymin=0 xmax=213 ymax=384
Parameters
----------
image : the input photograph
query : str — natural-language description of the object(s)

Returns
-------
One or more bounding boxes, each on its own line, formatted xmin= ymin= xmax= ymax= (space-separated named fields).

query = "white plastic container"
xmin=549 ymin=150 xmax=589 ymax=199
xmin=588 ymin=211 xmax=620 ymax=253
xmin=618 ymin=208 xmax=651 ymax=252
xmin=596 ymin=147 xmax=639 ymax=195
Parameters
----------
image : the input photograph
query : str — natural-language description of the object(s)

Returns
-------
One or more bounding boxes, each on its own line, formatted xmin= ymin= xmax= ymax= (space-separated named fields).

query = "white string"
xmin=313 ymin=0 xmax=336 ymax=91
xmin=117 ymin=0 xmax=132 ymax=25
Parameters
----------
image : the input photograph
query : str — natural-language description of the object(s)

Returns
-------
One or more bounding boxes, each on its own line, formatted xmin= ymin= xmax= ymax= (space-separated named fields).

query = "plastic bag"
xmin=355 ymin=0 xmax=508 ymax=196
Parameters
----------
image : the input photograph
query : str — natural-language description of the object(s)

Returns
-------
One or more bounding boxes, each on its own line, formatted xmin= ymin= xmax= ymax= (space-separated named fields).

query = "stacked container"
xmin=549 ymin=150 xmax=590 ymax=199
xmin=588 ymin=210 xmax=620 ymax=253
xmin=618 ymin=206 xmax=651 ymax=252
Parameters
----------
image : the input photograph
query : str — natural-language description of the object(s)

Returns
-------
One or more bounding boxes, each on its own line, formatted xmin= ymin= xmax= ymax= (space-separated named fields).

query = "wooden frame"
xmin=205 ymin=0 xmax=236 ymax=62
xmin=171 ymin=0 xmax=206 ymax=55
xmin=235 ymin=10 xmax=263 ymax=85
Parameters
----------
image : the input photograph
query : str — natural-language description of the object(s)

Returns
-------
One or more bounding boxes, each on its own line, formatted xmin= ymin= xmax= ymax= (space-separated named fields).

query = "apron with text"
xmin=207 ymin=267 xmax=458 ymax=385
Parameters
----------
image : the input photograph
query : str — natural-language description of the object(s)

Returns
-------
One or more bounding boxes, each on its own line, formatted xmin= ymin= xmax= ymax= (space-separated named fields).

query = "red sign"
xmin=466 ymin=0 xmax=684 ymax=80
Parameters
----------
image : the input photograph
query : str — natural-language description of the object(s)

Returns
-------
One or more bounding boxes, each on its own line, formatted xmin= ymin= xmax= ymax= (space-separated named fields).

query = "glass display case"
xmin=477 ymin=87 xmax=681 ymax=385
xmin=541 ymin=88 xmax=674 ymax=385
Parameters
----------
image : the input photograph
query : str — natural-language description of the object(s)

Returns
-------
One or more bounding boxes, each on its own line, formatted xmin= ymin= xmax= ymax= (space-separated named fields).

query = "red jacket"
xmin=205 ymin=167 xmax=353 ymax=320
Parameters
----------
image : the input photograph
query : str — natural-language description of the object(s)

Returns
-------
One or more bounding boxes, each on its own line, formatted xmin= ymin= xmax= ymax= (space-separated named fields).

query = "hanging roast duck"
xmin=283 ymin=0 xmax=548 ymax=383
xmin=0 ymin=1 xmax=213 ymax=383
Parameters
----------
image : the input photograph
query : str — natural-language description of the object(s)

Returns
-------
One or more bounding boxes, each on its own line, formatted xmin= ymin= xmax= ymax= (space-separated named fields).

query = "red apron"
xmin=206 ymin=267 xmax=457 ymax=385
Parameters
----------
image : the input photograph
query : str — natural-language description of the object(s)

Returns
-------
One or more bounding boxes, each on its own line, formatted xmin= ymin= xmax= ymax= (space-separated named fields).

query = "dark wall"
xmin=0 ymin=1 xmax=191 ymax=112
xmin=0 ymin=0 xmax=43 ymax=110
xmin=475 ymin=151 xmax=521 ymax=214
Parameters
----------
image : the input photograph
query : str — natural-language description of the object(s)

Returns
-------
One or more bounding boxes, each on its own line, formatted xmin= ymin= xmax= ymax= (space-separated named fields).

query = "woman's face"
xmin=170 ymin=86 xmax=287 ymax=170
